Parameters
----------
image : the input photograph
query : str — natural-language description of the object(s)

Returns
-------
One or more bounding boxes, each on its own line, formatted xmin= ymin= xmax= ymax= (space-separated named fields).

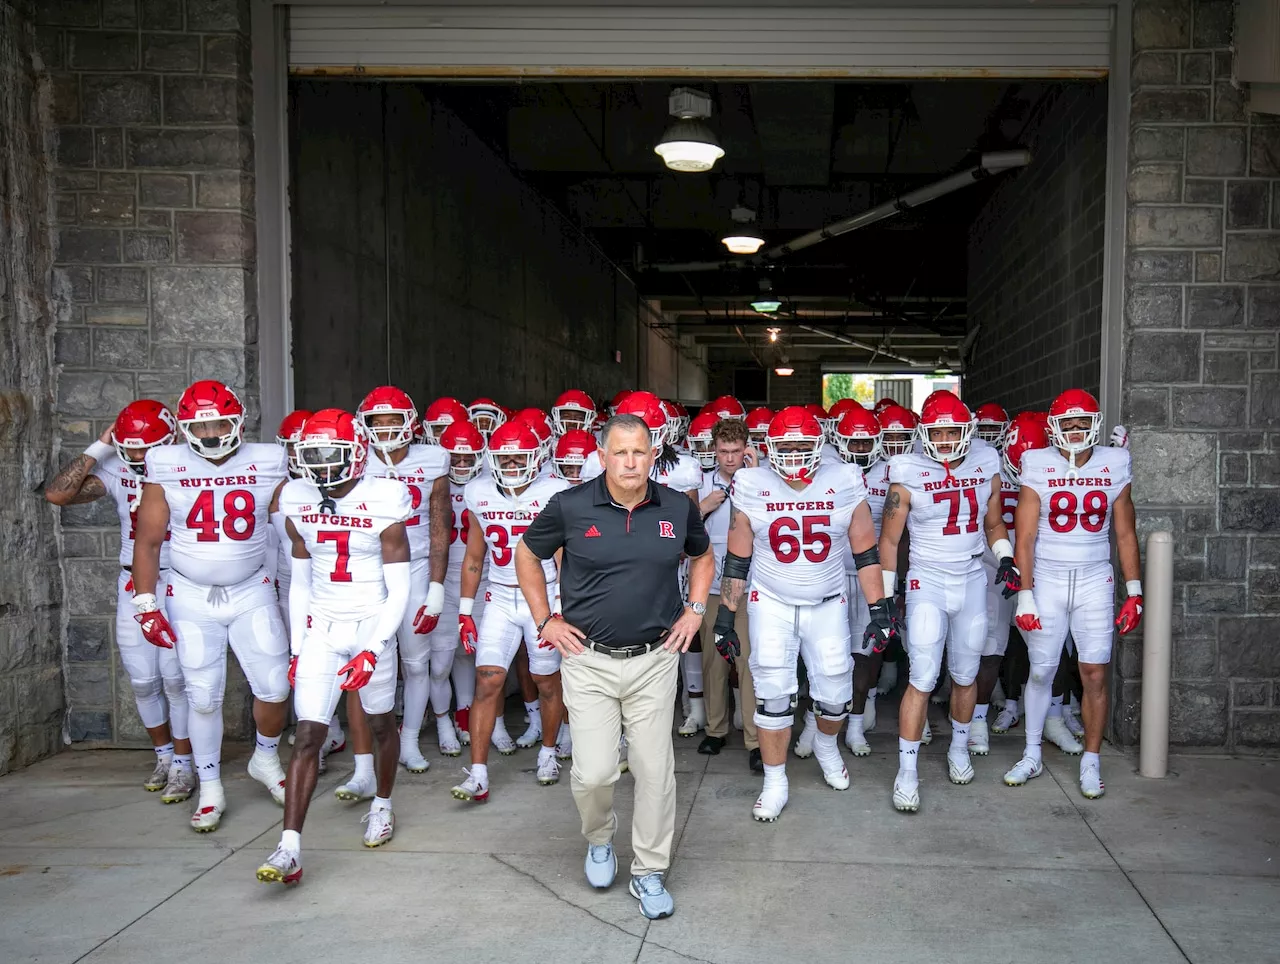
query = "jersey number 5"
xmin=768 ymin=515 xmax=831 ymax=563
xmin=186 ymin=489 xmax=256 ymax=542
xmin=316 ymin=530 xmax=352 ymax=582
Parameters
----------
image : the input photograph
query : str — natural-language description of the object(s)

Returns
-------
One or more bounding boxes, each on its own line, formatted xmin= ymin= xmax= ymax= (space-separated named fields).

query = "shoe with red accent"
xmin=318 ymin=732 xmax=346 ymax=775
xmin=455 ymin=707 xmax=472 ymax=746
xmin=256 ymin=845 xmax=302 ymax=884
xmin=362 ymin=807 xmax=395 ymax=847
xmin=248 ymin=752 xmax=287 ymax=806
xmin=190 ymin=787 xmax=225 ymax=833
xmin=450 ymin=769 xmax=489 ymax=803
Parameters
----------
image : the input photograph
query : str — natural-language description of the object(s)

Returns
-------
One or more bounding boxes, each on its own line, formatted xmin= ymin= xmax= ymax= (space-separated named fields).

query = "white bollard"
xmin=1139 ymin=531 xmax=1174 ymax=778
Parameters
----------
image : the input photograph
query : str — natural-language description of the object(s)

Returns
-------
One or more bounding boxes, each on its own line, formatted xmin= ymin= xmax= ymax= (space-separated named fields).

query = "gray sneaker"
xmin=160 ymin=764 xmax=195 ymax=804
xmin=584 ymin=843 xmax=616 ymax=889
xmin=144 ymin=757 xmax=169 ymax=792
xmin=629 ymin=872 xmax=674 ymax=919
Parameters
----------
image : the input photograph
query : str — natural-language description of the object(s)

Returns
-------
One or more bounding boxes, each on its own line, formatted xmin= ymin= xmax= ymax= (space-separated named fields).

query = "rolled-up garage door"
xmin=287 ymin=3 xmax=1113 ymax=78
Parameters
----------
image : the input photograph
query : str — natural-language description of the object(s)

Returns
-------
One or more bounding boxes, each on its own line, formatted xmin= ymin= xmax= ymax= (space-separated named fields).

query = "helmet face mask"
xmin=1048 ymin=410 xmax=1101 ymax=455
xmin=487 ymin=421 xmax=542 ymax=492
xmin=764 ymin=407 xmax=824 ymax=483
xmin=834 ymin=407 xmax=882 ymax=469
xmin=439 ymin=420 xmax=486 ymax=484
xmin=357 ymin=387 xmax=418 ymax=454
xmin=468 ymin=399 xmax=506 ymax=439
xmin=918 ymin=392 xmax=975 ymax=465
xmin=294 ymin=410 xmax=368 ymax=490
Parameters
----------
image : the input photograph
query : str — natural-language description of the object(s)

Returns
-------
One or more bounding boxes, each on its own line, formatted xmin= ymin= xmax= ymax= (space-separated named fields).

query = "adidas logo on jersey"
xmin=357 ymin=503 xmax=368 ymax=510
xmin=825 ymin=488 xmax=836 ymax=495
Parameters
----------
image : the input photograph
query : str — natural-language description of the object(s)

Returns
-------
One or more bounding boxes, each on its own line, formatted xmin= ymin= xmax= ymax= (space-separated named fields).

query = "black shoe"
xmin=749 ymin=748 xmax=763 ymax=773
xmin=697 ymin=735 xmax=725 ymax=755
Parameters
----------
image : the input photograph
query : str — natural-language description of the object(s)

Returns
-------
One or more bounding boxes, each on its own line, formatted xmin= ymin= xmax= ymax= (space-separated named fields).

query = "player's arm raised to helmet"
xmin=1113 ymin=484 xmax=1140 ymax=584
xmin=427 ymin=475 xmax=450 ymax=583
xmin=130 ymin=482 xmax=170 ymax=596
xmin=720 ymin=504 xmax=754 ymax=612
xmin=877 ymin=483 xmax=910 ymax=594
xmin=459 ymin=509 xmax=486 ymax=601
xmin=1014 ymin=484 xmax=1040 ymax=591
xmin=44 ymin=424 xmax=112 ymax=506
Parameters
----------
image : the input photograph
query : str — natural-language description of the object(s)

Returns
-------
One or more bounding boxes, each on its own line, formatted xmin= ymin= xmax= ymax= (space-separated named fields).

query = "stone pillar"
xmin=41 ymin=0 xmax=257 ymax=744
xmin=1122 ymin=0 xmax=1280 ymax=747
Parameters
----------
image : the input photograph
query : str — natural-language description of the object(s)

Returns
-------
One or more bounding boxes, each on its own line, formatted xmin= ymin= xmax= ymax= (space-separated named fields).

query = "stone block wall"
xmin=0 ymin=0 xmax=65 ymax=775
xmin=41 ymin=0 xmax=257 ymax=744
xmin=1119 ymin=0 xmax=1280 ymax=749
xmin=966 ymin=82 xmax=1110 ymax=411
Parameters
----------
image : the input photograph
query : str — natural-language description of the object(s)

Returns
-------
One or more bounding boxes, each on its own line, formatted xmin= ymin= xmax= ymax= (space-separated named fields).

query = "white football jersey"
xmin=279 ymin=476 xmax=412 ymax=621
xmin=889 ymin=444 xmax=1001 ymax=572
xmin=1020 ymin=445 xmax=1132 ymax=567
xmin=445 ymin=480 xmax=487 ymax=592
xmin=731 ymin=461 xmax=866 ymax=606
xmin=95 ymin=454 xmax=171 ymax=569
xmin=820 ymin=441 xmax=842 ymax=465
xmin=698 ymin=469 xmax=734 ymax=594
xmin=654 ymin=451 xmax=703 ymax=493
xmin=366 ymin=443 xmax=449 ymax=564
xmin=144 ymin=443 xmax=286 ymax=585
xmin=841 ymin=458 xmax=890 ymax=573
xmin=982 ymin=468 xmax=1021 ymax=569
xmin=464 ymin=473 xmax=569 ymax=586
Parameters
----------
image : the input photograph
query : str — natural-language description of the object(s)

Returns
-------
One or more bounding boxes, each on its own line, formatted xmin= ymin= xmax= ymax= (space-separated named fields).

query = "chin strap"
xmin=318 ymin=486 xmax=337 ymax=515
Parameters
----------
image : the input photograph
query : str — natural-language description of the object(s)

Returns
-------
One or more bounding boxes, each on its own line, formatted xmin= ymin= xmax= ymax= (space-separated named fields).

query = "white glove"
xmin=1109 ymin=424 xmax=1129 ymax=449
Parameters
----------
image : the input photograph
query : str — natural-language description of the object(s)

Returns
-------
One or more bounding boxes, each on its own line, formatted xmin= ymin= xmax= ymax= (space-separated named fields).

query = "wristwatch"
xmin=688 ymin=601 xmax=706 ymax=616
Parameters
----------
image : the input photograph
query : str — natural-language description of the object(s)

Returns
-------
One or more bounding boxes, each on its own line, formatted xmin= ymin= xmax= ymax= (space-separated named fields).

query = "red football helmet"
xmin=878 ymin=404 xmax=918 ymax=457
xmin=553 ymin=429 xmax=597 ymax=484
xmin=834 ymin=406 xmax=882 ymax=469
xmin=487 ymin=419 xmax=542 ymax=490
xmin=176 ymin=380 xmax=244 ymax=460
xmin=828 ymin=398 xmax=861 ymax=424
xmin=765 ymin=406 xmax=824 ymax=482
xmin=686 ymin=411 xmax=719 ymax=470
xmin=918 ymin=391 xmax=975 ymax=464
xmin=420 ymin=397 xmax=469 ymax=445
xmin=1002 ymin=412 xmax=1051 ymax=486
xmin=112 ymin=399 xmax=177 ymax=474
xmin=275 ymin=409 xmax=314 ymax=476
xmin=357 ymin=386 xmax=418 ymax=454
xmin=552 ymin=389 xmax=597 ymax=436
xmin=1048 ymin=388 xmax=1102 ymax=456
xmin=468 ymin=397 xmax=506 ymax=439
xmin=294 ymin=409 xmax=368 ymax=488
xmin=804 ymin=403 xmax=834 ymax=439
xmin=705 ymin=395 xmax=746 ymax=421
xmin=744 ymin=406 xmax=774 ymax=447
xmin=609 ymin=389 xmax=633 ymax=416
xmin=975 ymin=403 xmax=1011 ymax=448
xmin=616 ymin=390 xmax=667 ymax=446
xmin=873 ymin=397 xmax=899 ymax=418
xmin=512 ymin=408 xmax=554 ymax=463
xmin=439 ymin=419 xmax=486 ymax=485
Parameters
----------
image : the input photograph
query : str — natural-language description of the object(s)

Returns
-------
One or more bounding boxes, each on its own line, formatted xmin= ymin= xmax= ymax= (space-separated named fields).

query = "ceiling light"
xmin=751 ymin=300 xmax=782 ymax=314
xmin=766 ymin=326 xmax=781 ymax=343
xmin=774 ymin=365 xmax=795 ymax=377
xmin=654 ymin=88 xmax=724 ymax=173
xmin=722 ymin=234 xmax=764 ymax=254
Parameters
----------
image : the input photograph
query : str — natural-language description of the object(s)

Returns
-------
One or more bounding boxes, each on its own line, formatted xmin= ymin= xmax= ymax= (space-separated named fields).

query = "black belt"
xmin=586 ymin=632 xmax=668 ymax=659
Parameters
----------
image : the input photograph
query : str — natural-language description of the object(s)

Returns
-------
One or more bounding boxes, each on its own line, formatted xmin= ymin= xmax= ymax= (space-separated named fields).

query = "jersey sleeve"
xmin=728 ymin=471 xmax=766 ymax=531
xmin=672 ymin=458 xmax=703 ymax=493
xmin=384 ymin=478 xmax=414 ymax=526
xmin=1018 ymin=451 xmax=1053 ymax=501
xmin=887 ymin=454 xmax=915 ymax=487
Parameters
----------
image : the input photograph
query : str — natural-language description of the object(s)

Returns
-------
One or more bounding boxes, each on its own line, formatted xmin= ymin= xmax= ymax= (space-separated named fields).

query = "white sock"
xmin=471 ymin=763 xmax=489 ymax=787
xmin=199 ymin=776 xmax=224 ymax=801
xmin=802 ymin=708 xmax=816 ymax=730
xmin=1006 ymin=698 xmax=1019 ymax=716
xmin=437 ymin=715 xmax=456 ymax=735
xmin=372 ymin=795 xmax=392 ymax=812
xmin=280 ymin=829 xmax=301 ymax=852
xmin=524 ymin=699 xmax=540 ymax=719
xmin=173 ymin=753 xmax=193 ymax=771
xmin=868 ymin=687 xmax=878 ymax=703
xmin=1048 ymin=694 xmax=1064 ymax=718
xmin=1025 ymin=742 xmax=1043 ymax=765
xmin=194 ymin=754 xmax=220 ymax=784
xmin=154 ymin=741 xmax=175 ymax=762
xmin=949 ymin=718 xmax=970 ymax=754
xmin=254 ymin=731 xmax=280 ymax=757
xmin=762 ymin=762 xmax=787 ymax=788
xmin=848 ymin=713 xmax=865 ymax=738
xmin=681 ymin=651 xmax=703 ymax=692
xmin=538 ymin=744 xmax=557 ymax=763
xmin=1069 ymin=693 xmax=1081 ymax=713
xmin=1082 ymin=750 xmax=1100 ymax=770
xmin=557 ymin=721 xmax=571 ymax=744
xmin=327 ymin=716 xmax=344 ymax=740
xmin=493 ymin=716 xmax=511 ymax=738
xmin=813 ymin=730 xmax=841 ymax=769
xmin=353 ymin=753 xmax=374 ymax=783
xmin=400 ymin=727 xmax=420 ymax=749
xmin=1023 ymin=677 xmax=1053 ymax=748
xmin=898 ymin=737 xmax=920 ymax=775
xmin=973 ymin=703 xmax=988 ymax=722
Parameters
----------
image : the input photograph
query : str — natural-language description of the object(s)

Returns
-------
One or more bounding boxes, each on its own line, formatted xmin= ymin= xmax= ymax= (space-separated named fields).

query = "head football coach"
xmin=515 ymin=412 xmax=712 ymax=921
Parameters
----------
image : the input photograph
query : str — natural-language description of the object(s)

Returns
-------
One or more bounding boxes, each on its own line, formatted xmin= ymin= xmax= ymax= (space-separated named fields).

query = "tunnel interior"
xmin=288 ymin=77 xmax=1109 ymax=415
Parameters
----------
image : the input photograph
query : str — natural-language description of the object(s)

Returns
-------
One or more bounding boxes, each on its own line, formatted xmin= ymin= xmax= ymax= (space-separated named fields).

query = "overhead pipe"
xmin=794 ymin=323 xmax=930 ymax=368
xmin=648 ymin=149 xmax=1032 ymax=273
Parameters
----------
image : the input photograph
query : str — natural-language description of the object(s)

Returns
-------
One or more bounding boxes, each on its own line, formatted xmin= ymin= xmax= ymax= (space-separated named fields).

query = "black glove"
xmin=863 ymin=598 xmax=899 ymax=655
xmin=713 ymin=604 xmax=740 ymax=662
xmin=995 ymin=556 xmax=1021 ymax=599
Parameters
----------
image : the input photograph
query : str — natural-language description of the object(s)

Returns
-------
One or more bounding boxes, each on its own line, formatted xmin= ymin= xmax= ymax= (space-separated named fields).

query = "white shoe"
xmin=863 ymin=699 xmax=877 ymax=733
xmin=793 ymin=712 xmax=817 ymax=758
xmin=752 ymin=781 xmax=789 ymax=821
xmin=247 ymin=752 xmax=287 ymax=806
xmin=536 ymin=753 xmax=561 ymax=786
xmin=1080 ymin=760 xmax=1105 ymax=799
xmin=1003 ymin=755 xmax=1044 ymax=787
xmin=678 ymin=698 xmax=706 ymax=737
xmin=992 ymin=705 xmax=1021 ymax=734
xmin=491 ymin=722 xmax=517 ymax=756
xmin=1063 ymin=707 xmax=1085 ymax=739
xmin=556 ymin=723 xmax=573 ymax=760
xmin=160 ymin=764 xmax=195 ymax=804
xmin=256 ymin=845 xmax=302 ymax=884
xmin=399 ymin=743 xmax=431 ymax=773
xmin=317 ymin=732 xmax=345 ymax=775
xmin=1045 ymin=717 xmax=1084 ymax=755
xmin=947 ymin=749 xmax=975 ymax=785
xmin=930 ymin=678 xmax=951 ymax=705
xmin=362 ymin=808 xmax=395 ymax=847
xmin=437 ymin=718 xmax=462 ymax=757
xmin=968 ymin=719 xmax=990 ymax=756
xmin=844 ymin=726 xmax=871 ymax=757
xmin=450 ymin=769 xmax=490 ymax=803
xmin=921 ymin=719 xmax=933 ymax=745
xmin=145 ymin=757 xmax=170 ymax=792
xmin=618 ymin=735 xmax=629 ymax=774
xmin=190 ymin=788 xmax=225 ymax=833
xmin=821 ymin=760 xmax=850 ymax=791
xmin=892 ymin=770 xmax=920 ymax=813
xmin=334 ymin=772 xmax=375 ymax=802
xmin=516 ymin=718 xmax=542 ymax=749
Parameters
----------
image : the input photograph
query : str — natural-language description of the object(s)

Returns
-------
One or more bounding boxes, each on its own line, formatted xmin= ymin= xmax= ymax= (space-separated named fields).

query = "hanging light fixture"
xmin=766 ymin=326 xmax=781 ymax=343
xmin=751 ymin=300 xmax=782 ymax=314
xmin=721 ymin=205 xmax=765 ymax=254
xmin=654 ymin=88 xmax=725 ymax=173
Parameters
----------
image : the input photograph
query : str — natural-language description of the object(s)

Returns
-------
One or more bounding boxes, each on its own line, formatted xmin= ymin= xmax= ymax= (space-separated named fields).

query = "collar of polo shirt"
xmin=592 ymin=472 xmax=664 ymax=507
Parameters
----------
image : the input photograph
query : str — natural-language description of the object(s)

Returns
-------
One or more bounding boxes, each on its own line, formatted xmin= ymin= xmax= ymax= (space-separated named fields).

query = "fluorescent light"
xmin=751 ymin=300 xmax=782 ymax=313
xmin=654 ymin=119 xmax=724 ymax=173
xmin=774 ymin=366 xmax=795 ymax=377
xmin=722 ymin=233 xmax=765 ymax=255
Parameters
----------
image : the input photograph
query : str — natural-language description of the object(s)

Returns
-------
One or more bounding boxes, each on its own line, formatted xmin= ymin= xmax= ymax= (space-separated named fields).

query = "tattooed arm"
xmin=44 ymin=426 xmax=113 ymax=506
xmin=459 ymin=509 xmax=486 ymax=602
xmin=427 ymin=475 xmax=450 ymax=584
xmin=877 ymin=484 xmax=911 ymax=593
xmin=720 ymin=504 xmax=754 ymax=612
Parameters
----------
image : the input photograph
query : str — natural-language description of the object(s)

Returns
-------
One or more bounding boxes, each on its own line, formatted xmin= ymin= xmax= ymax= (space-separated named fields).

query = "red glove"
xmin=135 ymin=610 xmax=177 ymax=649
xmin=413 ymin=606 xmax=440 ymax=635
xmin=288 ymin=656 xmax=298 ymax=688
xmin=1116 ymin=595 xmax=1143 ymax=635
xmin=337 ymin=650 xmax=378 ymax=691
xmin=459 ymin=615 xmax=478 ymax=655
xmin=1014 ymin=590 xmax=1042 ymax=633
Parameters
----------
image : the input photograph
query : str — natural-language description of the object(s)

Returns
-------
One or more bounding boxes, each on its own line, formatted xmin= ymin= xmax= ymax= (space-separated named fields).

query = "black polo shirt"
xmin=521 ymin=473 xmax=710 ymax=648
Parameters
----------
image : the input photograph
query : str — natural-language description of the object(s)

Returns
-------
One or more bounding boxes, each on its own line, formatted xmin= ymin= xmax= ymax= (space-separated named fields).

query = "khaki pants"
xmin=560 ymin=644 xmax=680 ymax=876
xmin=700 ymin=594 xmax=758 ymax=750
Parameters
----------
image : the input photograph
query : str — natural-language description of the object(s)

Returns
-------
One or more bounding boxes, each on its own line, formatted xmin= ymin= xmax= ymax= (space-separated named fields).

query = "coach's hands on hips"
xmin=665 ymin=606 xmax=702 ymax=653
xmin=538 ymin=616 xmax=586 ymax=656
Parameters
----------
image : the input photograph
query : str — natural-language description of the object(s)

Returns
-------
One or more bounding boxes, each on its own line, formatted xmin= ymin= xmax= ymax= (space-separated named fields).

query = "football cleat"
xmin=491 ymin=721 xmax=517 ymax=756
xmin=334 ymin=772 xmax=376 ymax=802
xmin=437 ymin=717 xmax=462 ymax=757
xmin=516 ymin=718 xmax=542 ymax=749
xmin=821 ymin=762 xmax=850 ymax=791
xmin=556 ymin=722 xmax=573 ymax=760
xmin=160 ymin=764 xmax=195 ymax=804
xmin=751 ymin=783 xmax=789 ymax=822
xmin=947 ymin=750 xmax=975 ymax=785
xmin=1044 ymin=717 xmax=1084 ymax=755
xmin=793 ymin=711 xmax=817 ymax=758
xmin=536 ymin=754 xmax=561 ymax=786
xmin=247 ymin=753 xmax=287 ymax=806
xmin=1080 ymin=760 xmax=1105 ymax=799
xmin=450 ymin=769 xmax=490 ymax=803
xmin=1063 ymin=706 xmax=1085 ymax=739
xmin=967 ymin=718 xmax=990 ymax=756
xmin=362 ymin=808 xmax=395 ymax=847
xmin=256 ymin=846 xmax=302 ymax=885
xmin=317 ymin=733 xmax=345 ymax=775
xmin=190 ymin=791 xmax=225 ymax=833
xmin=144 ymin=758 xmax=170 ymax=792
xmin=892 ymin=771 xmax=920 ymax=813
xmin=921 ymin=719 xmax=933 ymax=745
xmin=399 ymin=745 xmax=431 ymax=774
xmin=992 ymin=705 xmax=1021 ymax=734
xmin=455 ymin=707 xmax=472 ymax=745
xmin=1003 ymin=756 xmax=1044 ymax=787
xmin=677 ymin=699 xmax=706 ymax=737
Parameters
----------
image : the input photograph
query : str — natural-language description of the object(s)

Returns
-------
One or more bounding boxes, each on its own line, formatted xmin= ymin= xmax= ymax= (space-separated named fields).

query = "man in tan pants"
xmin=695 ymin=418 xmax=761 ymax=769
xmin=516 ymin=413 xmax=713 ymax=921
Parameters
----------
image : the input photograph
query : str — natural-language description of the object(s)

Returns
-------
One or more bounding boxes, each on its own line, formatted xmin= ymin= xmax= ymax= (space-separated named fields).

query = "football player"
xmin=551 ymin=390 xmax=598 ymax=437
xmin=131 ymin=380 xmax=291 ymax=832
xmin=975 ymin=403 xmax=1011 ymax=449
xmin=45 ymin=400 xmax=193 ymax=802
xmin=713 ymin=407 xmax=897 ymax=821
xmin=256 ymin=409 xmax=412 ymax=884
xmin=1005 ymin=389 xmax=1141 ymax=798
xmin=468 ymin=398 xmax=506 ymax=441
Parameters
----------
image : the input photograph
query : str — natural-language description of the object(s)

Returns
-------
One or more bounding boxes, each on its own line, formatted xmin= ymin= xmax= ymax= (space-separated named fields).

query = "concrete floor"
xmin=1 ymin=710 xmax=1277 ymax=964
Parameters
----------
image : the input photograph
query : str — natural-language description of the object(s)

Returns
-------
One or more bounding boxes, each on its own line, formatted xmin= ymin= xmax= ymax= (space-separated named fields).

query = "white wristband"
xmin=85 ymin=440 xmax=113 ymax=463
xmin=132 ymin=593 xmax=158 ymax=613
xmin=1126 ymin=580 xmax=1143 ymax=597
xmin=459 ymin=597 xmax=474 ymax=617
xmin=883 ymin=571 xmax=898 ymax=597
xmin=990 ymin=538 xmax=1014 ymax=562
xmin=425 ymin=581 xmax=445 ymax=612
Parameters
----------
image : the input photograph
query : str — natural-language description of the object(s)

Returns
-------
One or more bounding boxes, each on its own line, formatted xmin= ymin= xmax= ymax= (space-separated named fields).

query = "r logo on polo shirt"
xmin=658 ymin=521 xmax=675 ymax=539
